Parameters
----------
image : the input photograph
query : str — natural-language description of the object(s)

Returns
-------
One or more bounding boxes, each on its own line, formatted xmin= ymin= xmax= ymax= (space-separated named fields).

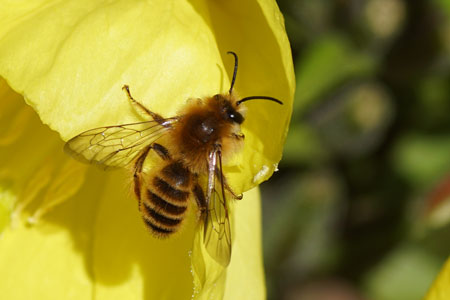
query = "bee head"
xmin=223 ymin=101 xmax=244 ymax=125
xmin=213 ymin=94 xmax=244 ymax=125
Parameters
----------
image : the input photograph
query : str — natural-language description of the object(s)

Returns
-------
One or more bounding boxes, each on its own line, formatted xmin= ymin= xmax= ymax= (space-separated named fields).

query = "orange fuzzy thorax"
xmin=168 ymin=93 xmax=244 ymax=175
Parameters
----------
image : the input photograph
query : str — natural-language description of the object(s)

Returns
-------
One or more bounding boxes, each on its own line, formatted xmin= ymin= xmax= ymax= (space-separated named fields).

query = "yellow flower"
xmin=424 ymin=257 xmax=450 ymax=300
xmin=0 ymin=1 xmax=294 ymax=299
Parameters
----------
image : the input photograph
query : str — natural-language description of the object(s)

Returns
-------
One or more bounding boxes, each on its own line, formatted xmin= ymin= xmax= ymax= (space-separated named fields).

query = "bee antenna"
xmin=227 ymin=51 xmax=238 ymax=94
xmin=236 ymin=96 xmax=283 ymax=106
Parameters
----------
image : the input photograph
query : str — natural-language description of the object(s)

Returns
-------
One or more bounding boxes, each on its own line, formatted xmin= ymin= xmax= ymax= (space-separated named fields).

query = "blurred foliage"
xmin=262 ymin=0 xmax=450 ymax=299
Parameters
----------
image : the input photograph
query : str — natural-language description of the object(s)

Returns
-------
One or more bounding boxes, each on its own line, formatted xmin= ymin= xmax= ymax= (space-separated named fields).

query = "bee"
xmin=64 ymin=52 xmax=282 ymax=266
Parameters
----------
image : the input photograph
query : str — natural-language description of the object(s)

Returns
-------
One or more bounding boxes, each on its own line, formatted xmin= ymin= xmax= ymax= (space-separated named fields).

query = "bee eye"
xmin=227 ymin=109 xmax=243 ymax=124
xmin=233 ymin=112 xmax=244 ymax=124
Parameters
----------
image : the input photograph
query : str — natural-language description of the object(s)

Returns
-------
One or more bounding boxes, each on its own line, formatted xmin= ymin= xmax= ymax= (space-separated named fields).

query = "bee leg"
xmin=133 ymin=145 xmax=152 ymax=205
xmin=193 ymin=183 xmax=207 ymax=218
xmin=223 ymin=180 xmax=243 ymax=200
xmin=133 ymin=143 xmax=170 ymax=207
xmin=231 ymin=133 xmax=245 ymax=140
xmin=214 ymin=168 xmax=243 ymax=200
xmin=122 ymin=85 xmax=166 ymax=124
xmin=151 ymin=143 xmax=171 ymax=161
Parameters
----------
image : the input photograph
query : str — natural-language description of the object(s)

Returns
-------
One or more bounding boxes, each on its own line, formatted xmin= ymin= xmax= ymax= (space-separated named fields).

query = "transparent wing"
xmin=203 ymin=146 xmax=233 ymax=267
xmin=64 ymin=118 xmax=177 ymax=169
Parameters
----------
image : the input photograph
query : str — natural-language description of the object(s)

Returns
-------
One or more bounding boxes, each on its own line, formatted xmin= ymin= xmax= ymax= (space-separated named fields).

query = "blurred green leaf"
xmin=392 ymin=135 xmax=450 ymax=188
xmin=434 ymin=0 xmax=450 ymax=16
xmin=416 ymin=77 xmax=450 ymax=126
xmin=282 ymin=123 xmax=329 ymax=165
xmin=264 ymin=171 xmax=343 ymax=275
xmin=364 ymin=244 xmax=443 ymax=300
xmin=294 ymin=34 xmax=376 ymax=116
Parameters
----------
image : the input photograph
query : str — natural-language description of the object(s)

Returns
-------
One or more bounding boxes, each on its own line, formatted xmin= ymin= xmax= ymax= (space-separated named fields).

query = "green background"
xmin=262 ymin=1 xmax=450 ymax=299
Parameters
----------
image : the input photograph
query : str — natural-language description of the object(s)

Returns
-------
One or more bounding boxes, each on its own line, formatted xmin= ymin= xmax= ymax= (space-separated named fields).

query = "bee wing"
xmin=64 ymin=118 xmax=177 ymax=169
xmin=203 ymin=146 xmax=232 ymax=267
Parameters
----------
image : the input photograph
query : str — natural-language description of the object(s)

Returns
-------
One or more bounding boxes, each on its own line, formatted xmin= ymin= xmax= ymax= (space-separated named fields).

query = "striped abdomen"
xmin=140 ymin=160 xmax=192 ymax=237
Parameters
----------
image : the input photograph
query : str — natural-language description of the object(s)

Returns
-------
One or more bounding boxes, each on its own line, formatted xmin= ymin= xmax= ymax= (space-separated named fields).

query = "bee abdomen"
xmin=142 ymin=218 xmax=175 ymax=235
xmin=146 ymin=190 xmax=187 ymax=216
xmin=143 ymin=202 xmax=182 ymax=226
xmin=141 ymin=161 xmax=192 ymax=237
xmin=161 ymin=161 xmax=191 ymax=187
xmin=141 ymin=194 xmax=186 ymax=237
xmin=153 ymin=176 xmax=190 ymax=203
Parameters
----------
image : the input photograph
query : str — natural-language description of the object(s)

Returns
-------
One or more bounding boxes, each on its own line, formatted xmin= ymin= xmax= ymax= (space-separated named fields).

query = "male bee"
xmin=65 ymin=52 xmax=282 ymax=266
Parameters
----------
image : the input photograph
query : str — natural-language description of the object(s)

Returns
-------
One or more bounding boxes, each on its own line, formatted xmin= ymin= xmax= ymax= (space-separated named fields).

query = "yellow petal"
xmin=0 ymin=1 xmax=292 ymax=299
xmin=425 ymin=257 xmax=450 ymax=300
xmin=0 ymin=178 xmax=99 ymax=300
xmin=91 ymin=171 xmax=196 ymax=300
xmin=0 ymin=0 xmax=294 ymax=195
xmin=224 ymin=188 xmax=265 ymax=300
xmin=192 ymin=188 xmax=265 ymax=300
xmin=0 ymin=186 xmax=15 ymax=233
xmin=0 ymin=78 xmax=72 ymax=231
xmin=0 ymin=81 xmax=94 ymax=299
xmin=0 ymin=79 xmax=196 ymax=299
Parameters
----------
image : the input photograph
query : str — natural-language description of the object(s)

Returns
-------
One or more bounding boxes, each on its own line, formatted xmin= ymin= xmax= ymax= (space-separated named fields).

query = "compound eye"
xmin=229 ymin=110 xmax=243 ymax=124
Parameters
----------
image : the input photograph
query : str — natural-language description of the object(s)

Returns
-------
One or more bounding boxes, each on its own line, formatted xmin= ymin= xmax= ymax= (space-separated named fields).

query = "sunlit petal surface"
xmin=425 ymin=257 xmax=450 ymax=300
xmin=0 ymin=0 xmax=293 ymax=299
xmin=0 ymin=0 xmax=294 ymax=193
